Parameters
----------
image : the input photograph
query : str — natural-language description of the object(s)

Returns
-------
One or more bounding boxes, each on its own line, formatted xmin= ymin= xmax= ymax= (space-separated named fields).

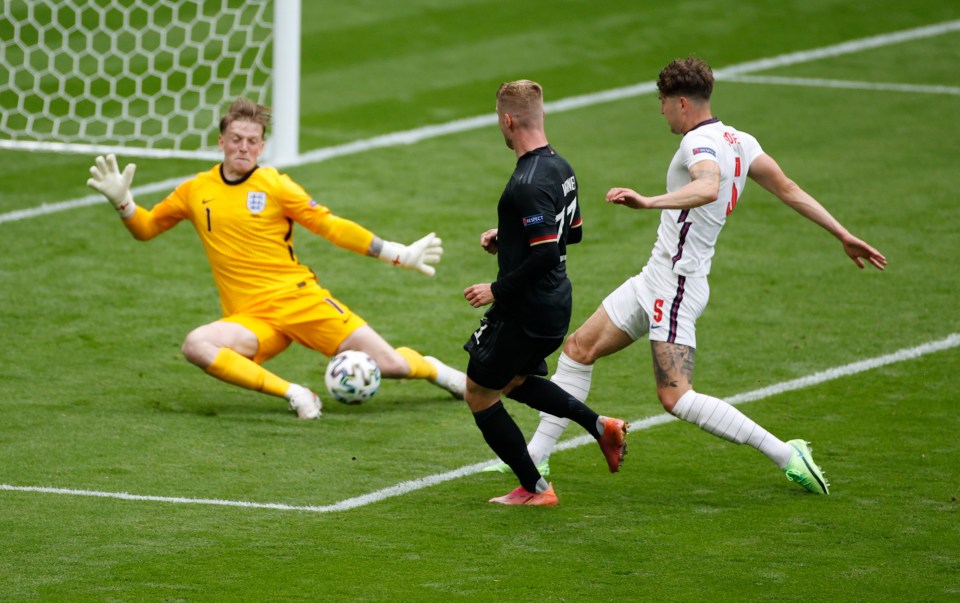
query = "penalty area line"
xmin=2 ymin=333 xmax=957 ymax=513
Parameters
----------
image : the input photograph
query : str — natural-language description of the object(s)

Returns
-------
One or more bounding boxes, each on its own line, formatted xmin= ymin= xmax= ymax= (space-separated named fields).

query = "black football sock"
xmin=473 ymin=401 xmax=542 ymax=492
xmin=508 ymin=376 xmax=601 ymax=439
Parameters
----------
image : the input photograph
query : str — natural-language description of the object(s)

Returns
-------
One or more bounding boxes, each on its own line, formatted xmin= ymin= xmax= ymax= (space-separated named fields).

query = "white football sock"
xmin=284 ymin=383 xmax=308 ymax=400
xmin=552 ymin=352 xmax=593 ymax=401
xmin=527 ymin=353 xmax=593 ymax=463
xmin=672 ymin=389 xmax=793 ymax=468
xmin=527 ymin=413 xmax=570 ymax=464
xmin=424 ymin=356 xmax=466 ymax=397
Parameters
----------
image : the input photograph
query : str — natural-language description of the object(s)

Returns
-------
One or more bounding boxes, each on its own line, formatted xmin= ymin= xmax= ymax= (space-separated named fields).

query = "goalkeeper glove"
xmin=377 ymin=232 xmax=443 ymax=276
xmin=87 ymin=154 xmax=137 ymax=219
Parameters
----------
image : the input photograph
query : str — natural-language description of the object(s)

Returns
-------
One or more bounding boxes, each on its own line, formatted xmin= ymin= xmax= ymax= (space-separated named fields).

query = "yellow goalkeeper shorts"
xmin=222 ymin=281 xmax=367 ymax=364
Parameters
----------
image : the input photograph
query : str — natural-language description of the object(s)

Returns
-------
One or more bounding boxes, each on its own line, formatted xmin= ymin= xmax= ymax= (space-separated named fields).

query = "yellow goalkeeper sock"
xmin=395 ymin=346 xmax=439 ymax=380
xmin=205 ymin=348 xmax=290 ymax=398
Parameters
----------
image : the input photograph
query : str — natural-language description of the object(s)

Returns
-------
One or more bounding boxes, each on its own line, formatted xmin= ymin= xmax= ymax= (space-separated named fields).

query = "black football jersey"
xmin=489 ymin=145 xmax=582 ymax=338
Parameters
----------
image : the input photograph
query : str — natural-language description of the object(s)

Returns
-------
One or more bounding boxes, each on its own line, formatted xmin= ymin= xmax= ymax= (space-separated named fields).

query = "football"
xmin=324 ymin=350 xmax=381 ymax=404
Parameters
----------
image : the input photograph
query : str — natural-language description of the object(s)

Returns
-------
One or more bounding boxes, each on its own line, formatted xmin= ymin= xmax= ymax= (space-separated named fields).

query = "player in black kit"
xmin=462 ymin=80 xmax=629 ymax=506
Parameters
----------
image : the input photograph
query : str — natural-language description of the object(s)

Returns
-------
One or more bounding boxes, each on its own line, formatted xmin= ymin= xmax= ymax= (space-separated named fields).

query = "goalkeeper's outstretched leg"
xmin=339 ymin=326 xmax=466 ymax=399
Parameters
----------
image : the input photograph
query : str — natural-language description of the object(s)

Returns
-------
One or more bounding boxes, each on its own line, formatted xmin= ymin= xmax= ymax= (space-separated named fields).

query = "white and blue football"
xmin=324 ymin=350 xmax=381 ymax=404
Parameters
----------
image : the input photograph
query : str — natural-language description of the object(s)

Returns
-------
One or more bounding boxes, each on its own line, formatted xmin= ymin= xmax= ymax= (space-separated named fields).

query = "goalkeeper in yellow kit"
xmin=86 ymin=97 xmax=465 ymax=419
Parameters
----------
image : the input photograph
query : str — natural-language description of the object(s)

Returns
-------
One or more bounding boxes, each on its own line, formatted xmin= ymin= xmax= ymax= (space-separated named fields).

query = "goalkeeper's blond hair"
xmin=496 ymin=80 xmax=544 ymax=130
xmin=220 ymin=97 xmax=271 ymax=137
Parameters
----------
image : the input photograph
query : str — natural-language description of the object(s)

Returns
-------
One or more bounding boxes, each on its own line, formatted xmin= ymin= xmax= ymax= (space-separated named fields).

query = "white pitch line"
xmin=0 ymin=178 xmax=189 ymax=225
xmin=554 ymin=332 xmax=960 ymax=452
xmin=2 ymin=18 xmax=958 ymax=226
xmin=711 ymin=19 xmax=960 ymax=78
xmin=720 ymin=75 xmax=960 ymax=96
xmin=2 ymin=333 xmax=958 ymax=513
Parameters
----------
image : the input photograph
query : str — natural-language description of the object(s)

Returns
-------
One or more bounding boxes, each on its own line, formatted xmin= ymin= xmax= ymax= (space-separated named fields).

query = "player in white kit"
xmin=485 ymin=57 xmax=887 ymax=494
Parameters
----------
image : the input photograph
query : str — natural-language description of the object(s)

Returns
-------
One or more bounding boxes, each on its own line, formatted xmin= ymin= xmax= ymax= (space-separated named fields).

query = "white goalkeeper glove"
xmin=87 ymin=154 xmax=137 ymax=219
xmin=377 ymin=232 xmax=443 ymax=277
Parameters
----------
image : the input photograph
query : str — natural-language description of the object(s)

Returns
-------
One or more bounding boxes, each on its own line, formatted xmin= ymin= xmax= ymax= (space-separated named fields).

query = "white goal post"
xmin=0 ymin=0 xmax=301 ymax=164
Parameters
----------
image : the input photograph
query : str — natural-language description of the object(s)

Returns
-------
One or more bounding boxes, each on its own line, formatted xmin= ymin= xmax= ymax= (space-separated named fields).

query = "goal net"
xmin=0 ymin=0 xmax=300 ymax=163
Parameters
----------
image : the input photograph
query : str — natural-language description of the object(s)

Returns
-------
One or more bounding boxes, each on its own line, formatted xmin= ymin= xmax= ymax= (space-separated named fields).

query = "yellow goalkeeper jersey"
xmin=123 ymin=165 xmax=375 ymax=316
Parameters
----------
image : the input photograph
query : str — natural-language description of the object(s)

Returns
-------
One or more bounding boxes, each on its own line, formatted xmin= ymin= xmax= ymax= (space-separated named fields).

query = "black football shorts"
xmin=463 ymin=316 xmax=563 ymax=390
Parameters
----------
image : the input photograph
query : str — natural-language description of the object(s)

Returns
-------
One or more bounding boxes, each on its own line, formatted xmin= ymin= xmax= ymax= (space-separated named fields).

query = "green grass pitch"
xmin=1 ymin=1 xmax=958 ymax=600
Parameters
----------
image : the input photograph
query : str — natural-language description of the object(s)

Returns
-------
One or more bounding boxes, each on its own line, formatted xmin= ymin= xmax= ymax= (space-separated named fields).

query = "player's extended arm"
xmin=370 ymin=233 xmax=444 ymax=277
xmin=310 ymin=212 xmax=443 ymax=277
xmin=748 ymin=153 xmax=887 ymax=270
xmin=86 ymin=154 xmax=137 ymax=218
xmin=606 ymin=161 xmax=720 ymax=210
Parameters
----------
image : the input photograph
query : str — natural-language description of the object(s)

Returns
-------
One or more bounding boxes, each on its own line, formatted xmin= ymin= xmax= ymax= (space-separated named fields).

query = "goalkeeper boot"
xmin=425 ymin=356 xmax=466 ymax=400
xmin=287 ymin=385 xmax=322 ymax=420
xmin=597 ymin=417 xmax=629 ymax=473
xmin=482 ymin=457 xmax=551 ymax=477
xmin=489 ymin=483 xmax=558 ymax=507
xmin=783 ymin=439 xmax=830 ymax=494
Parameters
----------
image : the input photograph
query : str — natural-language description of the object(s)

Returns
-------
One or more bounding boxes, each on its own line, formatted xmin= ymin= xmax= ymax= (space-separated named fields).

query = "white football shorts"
xmin=601 ymin=261 xmax=709 ymax=348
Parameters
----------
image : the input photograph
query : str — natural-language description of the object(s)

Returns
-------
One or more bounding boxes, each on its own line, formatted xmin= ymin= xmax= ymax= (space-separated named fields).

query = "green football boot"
xmin=481 ymin=458 xmax=551 ymax=477
xmin=784 ymin=439 xmax=830 ymax=495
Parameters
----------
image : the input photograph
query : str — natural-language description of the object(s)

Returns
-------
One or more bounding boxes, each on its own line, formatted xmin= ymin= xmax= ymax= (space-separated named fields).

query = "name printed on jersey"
xmin=246 ymin=191 xmax=267 ymax=213
xmin=522 ymin=214 xmax=545 ymax=227
xmin=561 ymin=175 xmax=577 ymax=195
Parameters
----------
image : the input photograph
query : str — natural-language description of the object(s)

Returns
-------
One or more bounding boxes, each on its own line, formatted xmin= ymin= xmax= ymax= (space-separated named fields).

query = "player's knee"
xmin=181 ymin=329 xmax=212 ymax=367
xmin=180 ymin=338 xmax=201 ymax=366
xmin=464 ymin=378 xmax=499 ymax=413
xmin=501 ymin=375 xmax=528 ymax=398
xmin=562 ymin=332 xmax=596 ymax=364
xmin=657 ymin=387 xmax=686 ymax=413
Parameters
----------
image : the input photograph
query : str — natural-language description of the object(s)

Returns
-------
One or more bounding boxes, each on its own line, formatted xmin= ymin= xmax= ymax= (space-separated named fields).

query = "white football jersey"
xmin=649 ymin=119 xmax=764 ymax=277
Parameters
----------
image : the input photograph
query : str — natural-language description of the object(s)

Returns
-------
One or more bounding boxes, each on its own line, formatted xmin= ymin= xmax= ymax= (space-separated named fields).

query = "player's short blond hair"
xmin=496 ymin=80 xmax=544 ymax=129
xmin=219 ymin=97 xmax=271 ymax=137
